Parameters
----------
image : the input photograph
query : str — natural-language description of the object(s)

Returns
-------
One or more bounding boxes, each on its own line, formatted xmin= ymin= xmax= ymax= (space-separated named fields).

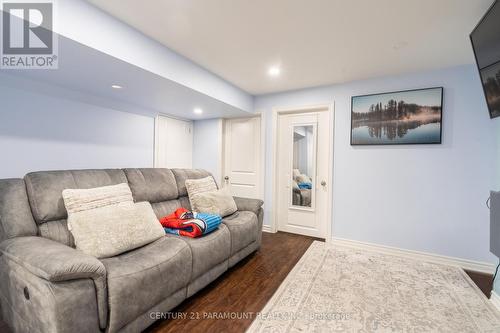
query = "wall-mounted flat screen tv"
xmin=471 ymin=0 xmax=500 ymax=119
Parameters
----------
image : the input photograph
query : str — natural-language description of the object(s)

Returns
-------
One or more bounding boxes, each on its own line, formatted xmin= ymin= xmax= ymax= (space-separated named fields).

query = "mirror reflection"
xmin=291 ymin=125 xmax=314 ymax=207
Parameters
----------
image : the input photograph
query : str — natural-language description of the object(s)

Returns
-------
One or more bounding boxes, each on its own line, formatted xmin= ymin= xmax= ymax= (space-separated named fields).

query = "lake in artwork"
xmin=351 ymin=87 xmax=443 ymax=145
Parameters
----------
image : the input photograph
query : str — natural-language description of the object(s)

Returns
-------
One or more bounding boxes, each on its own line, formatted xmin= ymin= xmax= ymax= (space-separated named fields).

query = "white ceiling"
xmin=1 ymin=35 xmax=251 ymax=120
xmin=88 ymin=0 xmax=494 ymax=95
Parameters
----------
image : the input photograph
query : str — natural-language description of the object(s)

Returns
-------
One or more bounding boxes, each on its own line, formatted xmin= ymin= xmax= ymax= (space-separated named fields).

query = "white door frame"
xmin=221 ymin=113 xmax=266 ymax=200
xmin=270 ymin=104 xmax=335 ymax=242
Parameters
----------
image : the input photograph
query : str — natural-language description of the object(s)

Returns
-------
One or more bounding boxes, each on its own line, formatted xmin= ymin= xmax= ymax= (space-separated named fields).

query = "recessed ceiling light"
xmin=268 ymin=66 xmax=281 ymax=77
xmin=111 ymin=85 xmax=123 ymax=89
xmin=194 ymin=108 xmax=203 ymax=115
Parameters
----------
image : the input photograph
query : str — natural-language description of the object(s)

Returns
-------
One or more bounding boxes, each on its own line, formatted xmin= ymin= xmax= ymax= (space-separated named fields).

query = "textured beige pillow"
xmin=66 ymin=202 xmax=164 ymax=258
xmin=62 ymin=183 xmax=133 ymax=214
xmin=296 ymin=174 xmax=312 ymax=183
xmin=185 ymin=176 xmax=217 ymax=207
xmin=62 ymin=183 xmax=164 ymax=258
xmin=190 ymin=189 xmax=237 ymax=217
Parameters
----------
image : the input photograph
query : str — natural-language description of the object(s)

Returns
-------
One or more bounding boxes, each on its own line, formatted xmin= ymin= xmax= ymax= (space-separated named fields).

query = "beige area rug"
xmin=247 ymin=241 xmax=500 ymax=332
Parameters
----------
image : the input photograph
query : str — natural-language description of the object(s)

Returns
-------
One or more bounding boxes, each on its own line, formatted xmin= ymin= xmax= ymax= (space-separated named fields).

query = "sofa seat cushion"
xmin=165 ymin=224 xmax=230 ymax=280
xmin=101 ymin=237 xmax=192 ymax=332
xmin=222 ymin=211 xmax=258 ymax=255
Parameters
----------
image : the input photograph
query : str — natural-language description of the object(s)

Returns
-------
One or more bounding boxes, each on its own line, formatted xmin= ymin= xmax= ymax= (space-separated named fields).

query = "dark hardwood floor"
xmin=465 ymin=270 xmax=494 ymax=298
xmin=0 ymin=232 xmax=494 ymax=333
xmin=148 ymin=232 xmax=320 ymax=333
xmin=148 ymin=233 xmax=495 ymax=333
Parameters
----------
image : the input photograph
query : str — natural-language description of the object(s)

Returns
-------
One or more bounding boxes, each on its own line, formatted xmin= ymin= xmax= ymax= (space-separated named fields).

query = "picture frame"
xmin=350 ymin=87 xmax=443 ymax=145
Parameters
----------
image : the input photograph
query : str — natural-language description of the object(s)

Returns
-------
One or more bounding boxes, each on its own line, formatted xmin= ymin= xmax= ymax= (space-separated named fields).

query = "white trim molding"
xmin=333 ymin=237 xmax=495 ymax=274
xmin=262 ymin=225 xmax=275 ymax=233
xmin=491 ymin=291 xmax=500 ymax=311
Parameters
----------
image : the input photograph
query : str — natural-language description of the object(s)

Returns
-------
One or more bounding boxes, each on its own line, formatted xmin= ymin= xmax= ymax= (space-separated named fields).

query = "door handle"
xmin=224 ymin=176 xmax=230 ymax=181
xmin=321 ymin=180 xmax=327 ymax=187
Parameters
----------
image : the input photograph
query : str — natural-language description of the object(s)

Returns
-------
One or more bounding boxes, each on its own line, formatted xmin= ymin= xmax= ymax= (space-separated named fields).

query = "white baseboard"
xmin=262 ymin=225 xmax=275 ymax=233
xmin=491 ymin=291 xmax=500 ymax=311
xmin=332 ymin=237 xmax=495 ymax=274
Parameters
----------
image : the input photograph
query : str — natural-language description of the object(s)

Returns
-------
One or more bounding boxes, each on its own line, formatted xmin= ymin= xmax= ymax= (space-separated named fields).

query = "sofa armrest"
xmin=0 ymin=236 xmax=107 ymax=328
xmin=0 ymin=236 xmax=104 ymax=282
xmin=233 ymin=197 xmax=264 ymax=216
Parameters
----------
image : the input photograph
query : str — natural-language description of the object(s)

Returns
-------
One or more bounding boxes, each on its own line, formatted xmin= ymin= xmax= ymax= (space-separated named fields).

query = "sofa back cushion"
xmin=38 ymin=219 xmax=74 ymax=247
xmin=124 ymin=169 xmax=178 ymax=203
xmin=179 ymin=196 xmax=192 ymax=211
xmin=0 ymin=179 xmax=38 ymax=242
xmin=171 ymin=169 xmax=214 ymax=197
xmin=124 ymin=168 xmax=183 ymax=220
xmin=2 ymin=168 xmax=213 ymax=247
xmin=151 ymin=200 xmax=182 ymax=219
xmin=124 ymin=168 xmax=216 ymax=219
xmin=24 ymin=169 xmax=128 ymax=224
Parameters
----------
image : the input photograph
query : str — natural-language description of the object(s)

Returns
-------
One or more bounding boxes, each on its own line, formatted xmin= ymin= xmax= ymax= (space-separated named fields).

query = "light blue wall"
xmin=193 ymin=119 xmax=222 ymax=185
xmin=3 ymin=59 xmax=498 ymax=282
xmin=255 ymin=65 xmax=498 ymax=264
xmin=0 ymin=84 xmax=154 ymax=179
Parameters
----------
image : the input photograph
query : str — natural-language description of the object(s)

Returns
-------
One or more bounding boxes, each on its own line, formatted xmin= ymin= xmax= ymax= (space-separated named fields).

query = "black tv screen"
xmin=471 ymin=0 xmax=500 ymax=119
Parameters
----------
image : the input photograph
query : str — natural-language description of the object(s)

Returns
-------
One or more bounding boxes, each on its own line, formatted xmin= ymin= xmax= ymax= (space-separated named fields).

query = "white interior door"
xmin=223 ymin=117 xmax=262 ymax=199
xmin=277 ymin=111 xmax=330 ymax=238
xmin=155 ymin=115 xmax=193 ymax=168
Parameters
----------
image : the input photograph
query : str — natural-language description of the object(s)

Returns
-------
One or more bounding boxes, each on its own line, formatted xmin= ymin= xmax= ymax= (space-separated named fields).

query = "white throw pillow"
xmin=62 ymin=183 xmax=164 ymax=258
xmin=66 ymin=202 xmax=164 ymax=258
xmin=190 ymin=188 xmax=237 ymax=217
xmin=296 ymin=174 xmax=312 ymax=184
xmin=185 ymin=176 xmax=217 ymax=208
xmin=62 ymin=183 xmax=134 ymax=214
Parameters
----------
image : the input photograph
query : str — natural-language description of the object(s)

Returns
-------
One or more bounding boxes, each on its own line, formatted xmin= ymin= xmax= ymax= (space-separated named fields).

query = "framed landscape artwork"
xmin=351 ymin=87 xmax=443 ymax=145
xmin=480 ymin=61 xmax=500 ymax=118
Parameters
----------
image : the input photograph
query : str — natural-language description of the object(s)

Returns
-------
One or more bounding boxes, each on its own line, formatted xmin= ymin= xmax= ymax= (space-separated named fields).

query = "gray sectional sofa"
xmin=0 ymin=168 xmax=264 ymax=333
